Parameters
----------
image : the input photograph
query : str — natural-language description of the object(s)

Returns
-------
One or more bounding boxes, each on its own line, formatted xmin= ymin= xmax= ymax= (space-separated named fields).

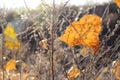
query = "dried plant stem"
xmin=39 ymin=51 xmax=42 ymax=80
xmin=23 ymin=0 xmax=33 ymax=20
xmin=1 ymin=31 xmax=4 ymax=80
xmin=50 ymin=0 xmax=55 ymax=80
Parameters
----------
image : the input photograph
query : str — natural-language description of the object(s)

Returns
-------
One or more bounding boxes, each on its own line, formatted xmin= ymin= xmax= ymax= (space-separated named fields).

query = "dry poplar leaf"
xmin=96 ymin=67 xmax=109 ymax=80
xmin=21 ymin=61 xmax=27 ymax=68
xmin=39 ymin=39 xmax=47 ymax=49
xmin=112 ymin=60 xmax=120 ymax=80
xmin=80 ymin=47 xmax=88 ymax=56
xmin=114 ymin=0 xmax=120 ymax=8
xmin=67 ymin=66 xmax=80 ymax=79
xmin=60 ymin=14 xmax=101 ymax=51
xmin=3 ymin=22 xmax=20 ymax=50
xmin=5 ymin=59 xmax=16 ymax=71
xmin=11 ymin=76 xmax=19 ymax=80
xmin=21 ymin=73 xmax=28 ymax=80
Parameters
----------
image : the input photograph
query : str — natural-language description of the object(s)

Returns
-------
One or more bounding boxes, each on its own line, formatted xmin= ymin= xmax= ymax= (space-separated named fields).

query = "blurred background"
xmin=0 ymin=0 xmax=120 ymax=80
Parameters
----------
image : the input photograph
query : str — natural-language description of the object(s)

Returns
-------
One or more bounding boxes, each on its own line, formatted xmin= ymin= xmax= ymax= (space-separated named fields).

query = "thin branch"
xmin=23 ymin=0 xmax=33 ymax=20
xmin=50 ymin=0 xmax=55 ymax=80
xmin=60 ymin=0 xmax=71 ymax=12
xmin=102 ymin=3 xmax=110 ymax=19
xmin=1 ymin=25 xmax=4 ymax=80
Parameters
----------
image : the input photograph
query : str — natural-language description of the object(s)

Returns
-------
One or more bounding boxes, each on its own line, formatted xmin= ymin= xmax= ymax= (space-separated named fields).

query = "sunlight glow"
xmin=0 ymin=0 xmax=111 ymax=9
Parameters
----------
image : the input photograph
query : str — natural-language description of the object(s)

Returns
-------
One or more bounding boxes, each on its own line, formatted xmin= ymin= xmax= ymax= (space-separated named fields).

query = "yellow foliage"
xmin=60 ymin=14 xmax=101 ymax=51
xmin=67 ymin=66 xmax=80 ymax=79
xmin=112 ymin=60 xmax=120 ymax=80
xmin=3 ymin=22 xmax=20 ymax=50
xmin=5 ymin=59 xmax=16 ymax=71
xmin=114 ymin=0 xmax=120 ymax=8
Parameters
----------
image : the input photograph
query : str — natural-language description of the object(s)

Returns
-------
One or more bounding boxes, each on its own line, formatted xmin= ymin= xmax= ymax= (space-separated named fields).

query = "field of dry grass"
xmin=0 ymin=1 xmax=120 ymax=80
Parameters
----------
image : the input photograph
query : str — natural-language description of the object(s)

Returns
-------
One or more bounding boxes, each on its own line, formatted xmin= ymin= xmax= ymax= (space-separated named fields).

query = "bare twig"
xmin=60 ymin=0 xmax=70 ymax=12
xmin=1 ymin=25 xmax=4 ymax=80
xmin=23 ymin=0 xmax=33 ymax=20
xmin=50 ymin=0 xmax=55 ymax=80
xmin=102 ymin=3 xmax=110 ymax=19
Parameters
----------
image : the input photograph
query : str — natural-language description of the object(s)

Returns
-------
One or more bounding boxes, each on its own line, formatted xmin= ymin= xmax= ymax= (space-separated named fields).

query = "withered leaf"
xmin=5 ymin=59 xmax=16 ymax=71
xmin=112 ymin=60 xmax=120 ymax=80
xmin=114 ymin=0 xmax=120 ymax=8
xmin=67 ymin=66 xmax=80 ymax=79
xmin=60 ymin=14 xmax=102 ymax=51
xmin=3 ymin=22 xmax=20 ymax=50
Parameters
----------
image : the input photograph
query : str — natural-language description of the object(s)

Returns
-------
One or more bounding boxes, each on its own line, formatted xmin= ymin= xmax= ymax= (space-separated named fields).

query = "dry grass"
xmin=0 ymin=1 xmax=120 ymax=80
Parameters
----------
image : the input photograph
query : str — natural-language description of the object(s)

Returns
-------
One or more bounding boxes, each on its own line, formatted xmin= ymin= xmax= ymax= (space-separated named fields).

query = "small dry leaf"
xmin=5 ymin=59 xmax=16 ymax=71
xmin=80 ymin=47 xmax=88 ymax=56
xmin=60 ymin=14 xmax=101 ymax=52
xmin=67 ymin=66 xmax=80 ymax=79
xmin=21 ymin=73 xmax=28 ymax=80
xmin=112 ymin=60 xmax=120 ymax=80
xmin=3 ymin=22 xmax=20 ymax=50
xmin=11 ymin=76 xmax=19 ymax=80
xmin=22 ymin=62 xmax=27 ymax=69
xmin=114 ymin=0 xmax=120 ymax=8
xmin=96 ymin=67 xmax=109 ymax=80
xmin=39 ymin=39 xmax=47 ymax=49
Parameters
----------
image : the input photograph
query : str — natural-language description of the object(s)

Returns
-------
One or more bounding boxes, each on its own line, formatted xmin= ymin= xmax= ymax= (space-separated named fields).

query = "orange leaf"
xmin=67 ymin=66 xmax=80 ymax=79
xmin=39 ymin=39 xmax=47 ymax=49
xmin=60 ymin=14 xmax=102 ymax=51
xmin=5 ymin=59 xmax=16 ymax=71
xmin=114 ymin=0 xmax=120 ymax=8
